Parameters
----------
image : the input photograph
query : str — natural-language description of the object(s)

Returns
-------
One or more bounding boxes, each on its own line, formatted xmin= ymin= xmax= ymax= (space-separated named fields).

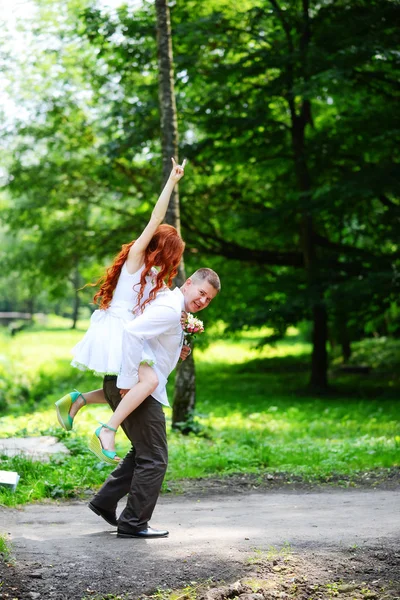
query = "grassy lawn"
xmin=0 ymin=317 xmax=399 ymax=506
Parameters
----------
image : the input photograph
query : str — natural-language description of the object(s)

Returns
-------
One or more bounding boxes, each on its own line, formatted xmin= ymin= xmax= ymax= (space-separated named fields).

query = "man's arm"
xmin=117 ymin=301 xmax=179 ymax=389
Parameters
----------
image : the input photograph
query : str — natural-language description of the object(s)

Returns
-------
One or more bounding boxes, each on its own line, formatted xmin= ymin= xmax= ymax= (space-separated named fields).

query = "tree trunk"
xmin=337 ymin=315 xmax=352 ymax=363
xmin=155 ymin=0 xmax=196 ymax=429
xmin=341 ymin=338 xmax=352 ymax=364
xmin=155 ymin=0 xmax=181 ymax=239
xmin=172 ymin=352 xmax=196 ymax=432
xmin=299 ymin=205 xmax=329 ymax=391
xmin=26 ymin=297 xmax=35 ymax=323
xmin=310 ymin=302 xmax=328 ymax=390
xmin=287 ymin=2 xmax=329 ymax=391
xmin=71 ymin=291 xmax=80 ymax=330
xmin=71 ymin=267 xmax=81 ymax=330
xmin=291 ymin=116 xmax=328 ymax=390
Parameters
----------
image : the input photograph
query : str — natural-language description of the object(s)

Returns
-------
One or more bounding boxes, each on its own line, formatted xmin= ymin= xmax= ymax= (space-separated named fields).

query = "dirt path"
xmin=1 ymin=488 xmax=399 ymax=599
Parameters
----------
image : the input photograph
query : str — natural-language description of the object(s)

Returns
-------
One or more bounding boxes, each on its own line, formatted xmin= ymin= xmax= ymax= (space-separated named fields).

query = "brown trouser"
xmin=91 ymin=376 xmax=168 ymax=532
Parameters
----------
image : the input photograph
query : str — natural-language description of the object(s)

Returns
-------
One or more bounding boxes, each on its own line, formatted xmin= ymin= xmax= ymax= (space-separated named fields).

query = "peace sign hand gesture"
xmin=169 ymin=157 xmax=187 ymax=183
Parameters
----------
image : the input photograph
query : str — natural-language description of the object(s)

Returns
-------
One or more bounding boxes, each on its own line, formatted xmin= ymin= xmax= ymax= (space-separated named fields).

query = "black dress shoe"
xmin=117 ymin=526 xmax=169 ymax=539
xmin=88 ymin=501 xmax=118 ymax=527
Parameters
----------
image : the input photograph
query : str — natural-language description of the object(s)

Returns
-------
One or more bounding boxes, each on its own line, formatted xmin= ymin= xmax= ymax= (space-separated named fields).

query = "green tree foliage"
xmin=1 ymin=0 xmax=399 ymax=383
xmin=171 ymin=0 xmax=400 ymax=385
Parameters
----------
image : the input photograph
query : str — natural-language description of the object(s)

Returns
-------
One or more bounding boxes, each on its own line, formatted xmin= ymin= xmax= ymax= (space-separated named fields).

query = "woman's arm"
xmin=126 ymin=158 xmax=186 ymax=273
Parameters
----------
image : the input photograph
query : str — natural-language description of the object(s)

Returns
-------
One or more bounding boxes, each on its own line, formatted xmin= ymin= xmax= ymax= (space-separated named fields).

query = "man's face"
xmin=182 ymin=278 xmax=218 ymax=313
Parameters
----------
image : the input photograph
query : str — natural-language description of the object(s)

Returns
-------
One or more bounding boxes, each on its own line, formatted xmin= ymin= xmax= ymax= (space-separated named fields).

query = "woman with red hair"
xmin=55 ymin=158 xmax=186 ymax=464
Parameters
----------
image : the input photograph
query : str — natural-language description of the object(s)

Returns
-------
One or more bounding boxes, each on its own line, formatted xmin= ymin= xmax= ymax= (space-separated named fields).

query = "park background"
xmin=0 ymin=0 xmax=399 ymax=508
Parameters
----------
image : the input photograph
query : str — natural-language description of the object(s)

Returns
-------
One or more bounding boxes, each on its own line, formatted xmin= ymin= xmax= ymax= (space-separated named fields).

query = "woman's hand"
xmin=169 ymin=157 xmax=187 ymax=183
xmin=129 ymin=157 xmax=187 ymax=263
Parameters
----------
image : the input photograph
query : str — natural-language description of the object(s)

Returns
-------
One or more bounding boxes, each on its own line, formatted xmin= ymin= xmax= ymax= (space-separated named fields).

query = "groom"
xmin=88 ymin=267 xmax=220 ymax=538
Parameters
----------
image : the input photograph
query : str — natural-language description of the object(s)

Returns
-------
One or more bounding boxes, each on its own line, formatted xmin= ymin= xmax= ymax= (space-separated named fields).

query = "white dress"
xmin=71 ymin=262 xmax=157 ymax=376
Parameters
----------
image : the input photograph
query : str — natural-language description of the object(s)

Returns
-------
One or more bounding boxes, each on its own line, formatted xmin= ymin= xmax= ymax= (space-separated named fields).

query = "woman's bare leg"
xmin=98 ymin=365 xmax=158 ymax=453
xmin=69 ymin=389 xmax=106 ymax=420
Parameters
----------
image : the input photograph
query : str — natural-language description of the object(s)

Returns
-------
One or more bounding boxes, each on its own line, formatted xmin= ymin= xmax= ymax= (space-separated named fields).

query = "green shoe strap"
xmin=74 ymin=389 xmax=87 ymax=405
xmin=98 ymin=421 xmax=117 ymax=433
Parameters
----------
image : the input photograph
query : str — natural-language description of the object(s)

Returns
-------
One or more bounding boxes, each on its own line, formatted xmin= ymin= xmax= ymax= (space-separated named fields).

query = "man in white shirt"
xmin=89 ymin=268 xmax=220 ymax=538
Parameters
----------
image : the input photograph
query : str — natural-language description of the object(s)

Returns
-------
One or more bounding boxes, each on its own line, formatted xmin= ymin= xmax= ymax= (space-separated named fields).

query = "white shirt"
xmin=116 ymin=287 xmax=185 ymax=406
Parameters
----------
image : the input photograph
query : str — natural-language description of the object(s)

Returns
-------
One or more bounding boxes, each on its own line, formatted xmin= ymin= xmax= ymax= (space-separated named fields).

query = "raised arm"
xmin=126 ymin=158 xmax=186 ymax=273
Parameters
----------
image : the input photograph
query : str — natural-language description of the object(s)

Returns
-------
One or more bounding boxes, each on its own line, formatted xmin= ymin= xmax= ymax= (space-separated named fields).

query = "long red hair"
xmin=93 ymin=224 xmax=185 ymax=312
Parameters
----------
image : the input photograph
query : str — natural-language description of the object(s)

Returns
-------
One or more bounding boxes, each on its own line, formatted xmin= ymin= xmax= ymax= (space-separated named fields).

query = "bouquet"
xmin=182 ymin=313 xmax=204 ymax=345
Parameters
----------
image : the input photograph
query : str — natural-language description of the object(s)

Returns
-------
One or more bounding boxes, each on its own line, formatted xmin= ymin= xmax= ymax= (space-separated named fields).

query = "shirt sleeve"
xmin=116 ymin=302 xmax=179 ymax=390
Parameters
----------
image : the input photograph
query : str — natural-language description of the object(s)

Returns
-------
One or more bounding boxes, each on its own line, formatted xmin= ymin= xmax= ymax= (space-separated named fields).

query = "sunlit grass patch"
xmin=0 ymin=436 xmax=116 ymax=507
xmin=0 ymin=322 xmax=399 ymax=505
xmin=0 ymin=327 xmax=85 ymax=375
xmin=166 ymin=428 xmax=399 ymax=481
xmin=196 ymin=333 xmax=311 ymax=366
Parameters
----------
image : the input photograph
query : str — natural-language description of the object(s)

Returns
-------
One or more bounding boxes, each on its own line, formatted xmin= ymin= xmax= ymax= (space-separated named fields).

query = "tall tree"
xmin=2 ymin=0 xmax=399 ymax=393
xmin=171 ymin=0 xmax=400 ymax=387
xmin=155 ymin=0 xmax=196 ymax=429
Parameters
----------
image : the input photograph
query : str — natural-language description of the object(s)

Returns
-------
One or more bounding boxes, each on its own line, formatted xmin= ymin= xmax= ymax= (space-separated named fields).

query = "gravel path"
xmin=1 ymin=488 xmax=399 ymax=599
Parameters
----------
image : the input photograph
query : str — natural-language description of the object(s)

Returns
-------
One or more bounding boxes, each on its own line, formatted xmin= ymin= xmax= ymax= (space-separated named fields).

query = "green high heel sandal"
xmin=89 ymin=422 xmax=119 ymax=465
xmin=55 ymin=390 xmax=86 ymax=431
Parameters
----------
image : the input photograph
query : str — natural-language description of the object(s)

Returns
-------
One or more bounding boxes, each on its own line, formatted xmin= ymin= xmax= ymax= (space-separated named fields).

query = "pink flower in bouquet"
xmin=183 ymin=313 xmax=204 ymax=343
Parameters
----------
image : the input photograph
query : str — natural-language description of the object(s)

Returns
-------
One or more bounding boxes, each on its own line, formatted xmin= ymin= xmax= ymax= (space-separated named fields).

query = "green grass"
xmin=0 ymin=320 xmax=399 ymax=506
xmin=0 ymin=534 xmax=14 ymax=564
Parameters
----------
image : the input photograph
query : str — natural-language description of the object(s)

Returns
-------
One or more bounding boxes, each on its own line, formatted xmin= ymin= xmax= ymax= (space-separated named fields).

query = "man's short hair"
xmin=190 ymin=268 xmax=221 ymax=292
